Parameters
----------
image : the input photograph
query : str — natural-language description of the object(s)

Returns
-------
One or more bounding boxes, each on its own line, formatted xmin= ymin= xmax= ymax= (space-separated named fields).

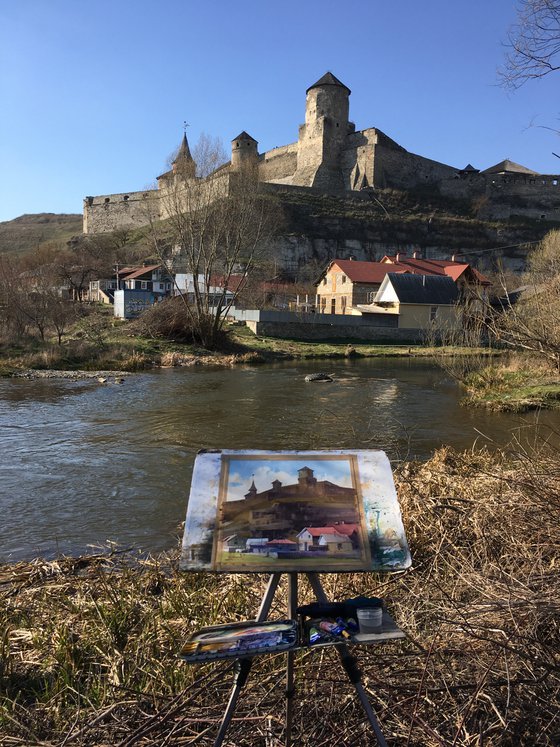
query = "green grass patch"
xmin=463 ymin=364 xmax=560 ymax=411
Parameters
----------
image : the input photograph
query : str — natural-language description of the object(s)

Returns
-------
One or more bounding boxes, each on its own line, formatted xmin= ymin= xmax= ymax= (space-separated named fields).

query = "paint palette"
xmin=179 ymin=620 xmax=299 ymax=662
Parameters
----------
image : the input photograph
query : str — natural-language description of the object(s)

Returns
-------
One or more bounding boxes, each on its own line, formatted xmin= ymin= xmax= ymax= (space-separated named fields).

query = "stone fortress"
xmin=83 ymin=72 xmax=560 ymax=236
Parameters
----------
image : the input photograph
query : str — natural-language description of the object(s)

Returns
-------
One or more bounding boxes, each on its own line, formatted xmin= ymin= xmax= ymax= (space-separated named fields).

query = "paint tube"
xmin=309 ymin=627 xmax=322 ymax=643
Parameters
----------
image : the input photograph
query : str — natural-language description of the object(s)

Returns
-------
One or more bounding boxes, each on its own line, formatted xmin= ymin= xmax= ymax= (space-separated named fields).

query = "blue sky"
xmin=226 ymin=456 xmax=354 ymax=501
xmin=1 ymin=0 xmax=558 ymax=223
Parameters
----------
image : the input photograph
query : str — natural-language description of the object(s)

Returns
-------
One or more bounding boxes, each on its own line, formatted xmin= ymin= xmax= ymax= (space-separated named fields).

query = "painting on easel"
xmin=180 ymin=450 xmax=411 ymax=573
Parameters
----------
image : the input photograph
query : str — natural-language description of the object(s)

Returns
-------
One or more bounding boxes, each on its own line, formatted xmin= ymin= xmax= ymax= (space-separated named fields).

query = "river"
xmin=1 ymin=358 xmax=558 ymax=562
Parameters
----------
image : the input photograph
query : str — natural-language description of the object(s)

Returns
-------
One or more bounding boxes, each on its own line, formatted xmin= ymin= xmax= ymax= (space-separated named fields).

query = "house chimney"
xmin=413 ymin=249 xmax=421 ymax=259
xmin=395 ymin=253 xmax=400 ymax=262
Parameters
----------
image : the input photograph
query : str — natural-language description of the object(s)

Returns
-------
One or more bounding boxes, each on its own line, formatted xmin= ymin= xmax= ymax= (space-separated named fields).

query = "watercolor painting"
xmin=180 ymin=450 xmax=411 ymax=573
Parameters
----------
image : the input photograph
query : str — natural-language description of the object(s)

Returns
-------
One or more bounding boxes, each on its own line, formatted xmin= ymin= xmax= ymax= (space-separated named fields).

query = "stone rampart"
xmin=259 ymin=143 xmax=298 ymax=183
xmin=83 ymin=189 xmax=161 ymax=234
xmin=375 ymin=145 xmax=458 ymax=189
xmin=441 ymin=173 xmax=560 ymax=221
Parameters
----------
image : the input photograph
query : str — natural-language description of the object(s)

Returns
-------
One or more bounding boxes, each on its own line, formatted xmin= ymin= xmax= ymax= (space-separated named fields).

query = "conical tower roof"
xmin=173 ymin=133 xmax=194 ymax=164
xmin=482 ymin=159 xmax=538 ymax=176
xmin=231 ymin=131 xmax=258 ymax=143
xmin=306 ymin=72 xmax=351 ymax=94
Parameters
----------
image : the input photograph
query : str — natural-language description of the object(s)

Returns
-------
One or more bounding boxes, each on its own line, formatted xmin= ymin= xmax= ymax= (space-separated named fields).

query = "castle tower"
xmin=292 ymin=72 xmax=351 ymax=192
xmin=298 ymin=466 xmax=317 ymax=486
xmin=231 ymin=131 xmax=259 ymax=173
xmin=172 ymin=133 xmax=196 ymax=179
xmin=245 ymin=479 xmax=258 ymax=499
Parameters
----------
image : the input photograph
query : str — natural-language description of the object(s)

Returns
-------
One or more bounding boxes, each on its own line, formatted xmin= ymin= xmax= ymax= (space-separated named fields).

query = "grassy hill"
xmin=0 ymin=213 xmax=83 ymax=255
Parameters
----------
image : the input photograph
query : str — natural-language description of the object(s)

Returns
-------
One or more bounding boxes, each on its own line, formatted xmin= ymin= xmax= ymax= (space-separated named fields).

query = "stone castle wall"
xmin=83 ymin=172 xmax=232 ymax=234
xmin=83 ymin=73 xmax=559 ymax=236
xmin=441 ymin=173 xmax=560 ymax=221
xmin=374 ymin=144 xmax=458 ymax=189
xmin=83 ymin=189 xmax=161 ymax=234
xmin=258 ymin=143 xmax=298 ymax=183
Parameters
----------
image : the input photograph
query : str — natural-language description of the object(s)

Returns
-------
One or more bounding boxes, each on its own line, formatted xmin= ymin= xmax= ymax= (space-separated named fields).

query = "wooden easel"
xmin=211 ymin=571 xmax=392 ymax=747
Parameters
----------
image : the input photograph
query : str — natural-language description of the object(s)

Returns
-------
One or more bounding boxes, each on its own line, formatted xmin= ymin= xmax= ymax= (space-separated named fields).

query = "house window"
xmin=341 ymin=275 xmax=346 ymax=283
xmin=141 ymin=281 xmax=147 ymax=290
xmin=368 ymin=291 xmax=376 ymax=303
xmin=331 ymin=299 xmax=336 ymax=314
xmin=323 ymin=278 xmax=327 ymax=285
xmin=341 ymin=296 xmax=347 ymax=313
xmin=430 ymin=306 xmax=438 ymax=322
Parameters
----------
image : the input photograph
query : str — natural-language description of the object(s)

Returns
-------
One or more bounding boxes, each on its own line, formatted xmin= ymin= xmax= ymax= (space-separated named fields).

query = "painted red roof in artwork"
xmin=302 ymin=524 xmax=359 ymax=537
xmin=266 ymin=539 xmax=298 ymax=545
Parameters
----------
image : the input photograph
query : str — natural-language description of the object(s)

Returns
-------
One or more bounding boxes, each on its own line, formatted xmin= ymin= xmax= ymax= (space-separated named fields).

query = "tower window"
xmin=104 ymin=198 xmax=110 ymax=203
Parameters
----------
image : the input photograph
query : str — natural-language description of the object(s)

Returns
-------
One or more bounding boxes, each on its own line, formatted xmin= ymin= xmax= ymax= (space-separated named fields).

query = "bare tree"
xmin=0 ymin=255 xmax=76 ymax=344
xmin=484 ymin=230 xmax=560 ymax=370
xmin=145 ymin=135 xmax=282 ymax=348
xmin=500 ymin=1 xmax=560 ymax=89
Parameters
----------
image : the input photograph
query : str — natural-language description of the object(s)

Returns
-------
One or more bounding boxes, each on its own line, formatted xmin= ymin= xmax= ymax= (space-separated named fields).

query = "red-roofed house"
xmin=381 ymin=254 xmax=491 ymax=296
xmin=315 ymin=259 xmax=410 ymax=314
xmin=315 ymin=256 xmax=491 ymax=315
xmin=89 ymin=263 xmax=174 ymax=303
xmin=297 ymin=523 xmax=360 ymax=553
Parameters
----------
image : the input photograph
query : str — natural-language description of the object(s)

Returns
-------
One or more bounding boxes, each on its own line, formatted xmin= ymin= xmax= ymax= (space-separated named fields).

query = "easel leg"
xmin=213 ymin=573 xmax=282 ymax=747
xmin=284 ymin=573 xmax=298 ymax=747
xmin=306 ymin=573 xmax=389 ymax=747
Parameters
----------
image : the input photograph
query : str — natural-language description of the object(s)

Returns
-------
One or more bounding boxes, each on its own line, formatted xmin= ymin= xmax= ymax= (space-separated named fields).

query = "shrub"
xmin=131 ymin=298 xmax=196 ymax=342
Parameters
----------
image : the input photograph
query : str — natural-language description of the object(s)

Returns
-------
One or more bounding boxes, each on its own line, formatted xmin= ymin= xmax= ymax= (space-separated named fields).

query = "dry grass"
xmin=1 ymin=442 xmax=559 ymax=746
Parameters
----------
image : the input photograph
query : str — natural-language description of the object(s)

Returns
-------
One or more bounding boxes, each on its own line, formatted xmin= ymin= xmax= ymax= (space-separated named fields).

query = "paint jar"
xmin=356 ymin=607 xmax=383 ymax=634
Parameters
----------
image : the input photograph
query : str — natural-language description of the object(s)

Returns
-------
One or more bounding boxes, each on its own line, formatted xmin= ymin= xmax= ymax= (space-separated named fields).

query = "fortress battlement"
xmin=83 ymin=72 xmax=560 ymax=235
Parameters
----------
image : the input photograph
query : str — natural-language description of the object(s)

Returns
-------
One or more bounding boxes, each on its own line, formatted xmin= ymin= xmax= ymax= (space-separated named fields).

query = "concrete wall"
xmin=114 ymin=289 xmax=157 ymax=319
xmin=231 ymin=308 xmax=417 ymax=342
xmin=248 ymin=319 xmax=422 ymax=342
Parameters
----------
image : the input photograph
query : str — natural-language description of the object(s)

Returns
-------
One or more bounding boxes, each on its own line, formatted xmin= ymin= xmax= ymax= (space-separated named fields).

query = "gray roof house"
xmin=359 ymin=273 xmax=460 ymax=329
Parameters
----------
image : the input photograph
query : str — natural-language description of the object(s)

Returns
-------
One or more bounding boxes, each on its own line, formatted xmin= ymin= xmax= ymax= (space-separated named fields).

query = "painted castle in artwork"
xmin=217 ymin=465 xmax=368 ymax=569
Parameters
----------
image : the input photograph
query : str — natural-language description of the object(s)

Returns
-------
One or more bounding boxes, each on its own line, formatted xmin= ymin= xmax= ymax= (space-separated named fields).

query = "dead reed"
xmin=1 ymin=440 xmax=559 ymax=746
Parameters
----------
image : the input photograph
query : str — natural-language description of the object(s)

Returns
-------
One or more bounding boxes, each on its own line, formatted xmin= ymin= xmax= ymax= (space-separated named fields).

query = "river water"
xmin=1 ymin=359 xmax=558 ymax=562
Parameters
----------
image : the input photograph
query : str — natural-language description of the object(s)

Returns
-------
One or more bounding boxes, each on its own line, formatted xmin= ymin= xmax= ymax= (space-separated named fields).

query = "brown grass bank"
xmin=1 ymin=444 xmax=559 ymax=746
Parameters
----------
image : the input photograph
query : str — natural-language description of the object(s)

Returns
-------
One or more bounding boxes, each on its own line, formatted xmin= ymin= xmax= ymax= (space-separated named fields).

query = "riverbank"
xmin=1 ymin=446 xmax=558 ymax=746
xmin=0 ymin=318 xmax=489 ymax=377
xmin=461 ymin=360 xmax=560 ymax=412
